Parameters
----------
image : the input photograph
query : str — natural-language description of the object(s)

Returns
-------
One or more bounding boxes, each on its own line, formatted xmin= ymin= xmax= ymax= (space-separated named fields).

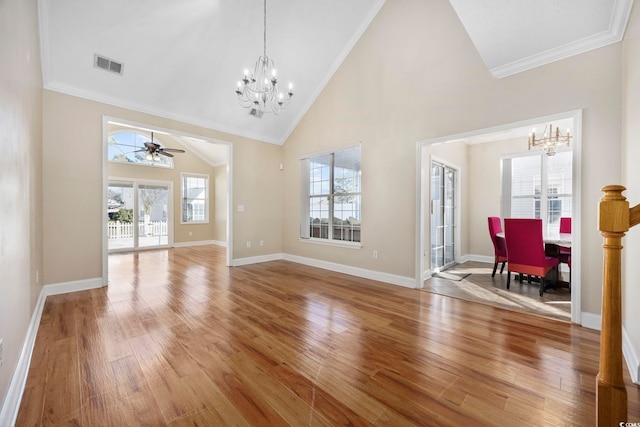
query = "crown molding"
xmin=491 ymin=0 xmax=634 ymax=78
xmin=42 ymin=80 xmax=283 ymax=146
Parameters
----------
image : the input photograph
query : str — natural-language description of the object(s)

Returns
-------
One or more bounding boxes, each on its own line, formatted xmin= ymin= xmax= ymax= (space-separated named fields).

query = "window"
xmin=301 ymin=145 xmax=361 ymax=244
xmin=108 ymin=131 xmax=173 ymax=168
xmin=502 ymin=151 xmax=572 ymax=234
xmin=181 ymin=173 xmax=209 ymax=223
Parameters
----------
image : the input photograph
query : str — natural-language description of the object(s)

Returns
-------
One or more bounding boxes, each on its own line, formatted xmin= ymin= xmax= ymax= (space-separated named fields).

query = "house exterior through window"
xmin=300 ymin=145 xmax=361 ymax=244
xmin=181 ymin=173 xmax=209 ymax=223
xmin=501 ymin=150 xmax=572 ymax=234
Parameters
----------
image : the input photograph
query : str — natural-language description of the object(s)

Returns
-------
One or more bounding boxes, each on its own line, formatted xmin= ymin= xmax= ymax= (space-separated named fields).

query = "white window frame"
xmin=300 ymin=144 xmax=362 ymax=248
xmin=501 ymin=150 xmax=572 ymax=234
xmin=181 ymin=172 xmax=209 ymax=224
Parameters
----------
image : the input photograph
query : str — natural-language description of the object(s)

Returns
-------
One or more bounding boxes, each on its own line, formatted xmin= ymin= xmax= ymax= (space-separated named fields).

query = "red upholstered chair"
xmin=487 ymin=217 xmax=507 ymax=277
xmin=504 ymin=218 xmax=559 ymax=296
xmin=558 ymin=217 xmax=572 ymax=265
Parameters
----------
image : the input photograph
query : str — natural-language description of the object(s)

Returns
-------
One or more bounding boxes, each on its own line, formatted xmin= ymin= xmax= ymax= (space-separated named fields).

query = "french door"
xmin=107 ymin=180 xmax=172 ymax=251
xmin=430 ymin=161 xmax=456 ymax=271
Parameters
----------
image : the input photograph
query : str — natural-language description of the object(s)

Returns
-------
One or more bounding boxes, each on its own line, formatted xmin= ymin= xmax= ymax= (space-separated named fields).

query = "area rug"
xmin=432 ymin=271 xmax=470 ymax=281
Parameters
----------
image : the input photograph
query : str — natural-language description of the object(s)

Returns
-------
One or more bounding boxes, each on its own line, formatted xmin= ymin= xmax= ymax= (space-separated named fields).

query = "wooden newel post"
xmin=597 ymin=185 xmax=629 ymax=426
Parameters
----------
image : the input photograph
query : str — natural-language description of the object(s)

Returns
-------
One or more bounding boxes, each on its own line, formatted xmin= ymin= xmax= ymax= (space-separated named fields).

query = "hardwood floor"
xmin=17 ymin=246 xmax=640 ymax=425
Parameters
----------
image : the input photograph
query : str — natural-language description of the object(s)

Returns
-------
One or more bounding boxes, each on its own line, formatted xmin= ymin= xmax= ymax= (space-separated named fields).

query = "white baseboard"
xmin=0 ymin=288 xmax=46 ymax=427
xmin=173 ymin=240 xmax=226 ymax=248
xmin=43 ymin=277 xmax=104 ymax=296
xmin=283 ymin=254 xmax=416 ymax=288
xmin=231 ymin=252 xmax=416 ymax=288
xmin=623 ymin=324 xmax=640 ymax=384
xmin=581 ymin=312 xmax=601 ymax=331
xmin=0 ymin=277 xmax=104 ymax=427
xmin=231 ymin=253 xmax=284 ymax=266
xmin=463 ymin=254 xmax=494 ymax=264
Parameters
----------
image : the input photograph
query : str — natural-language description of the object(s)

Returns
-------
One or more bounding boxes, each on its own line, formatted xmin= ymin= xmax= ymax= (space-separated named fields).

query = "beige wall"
xmin=0 ymin=0 xmax=43 ymax=410
xmin=622 ymin=3 xmax=640 ymax=380
xmin=43 ymin=91 xmax=283 ymax=285
xmin=282 ymin=0 xmax=622 ymax=317
xmin=107 ymin=126 xmax=222 ymax=245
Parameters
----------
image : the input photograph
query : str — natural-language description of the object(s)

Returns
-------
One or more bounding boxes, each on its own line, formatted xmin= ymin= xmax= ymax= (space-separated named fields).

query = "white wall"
xmin=282 ymin=0 xmax=622 ymax=319
xmin=622 ymin=2 xmax=640 ymax=382
xmin=0 ymin=0 xmax=43 ymax=412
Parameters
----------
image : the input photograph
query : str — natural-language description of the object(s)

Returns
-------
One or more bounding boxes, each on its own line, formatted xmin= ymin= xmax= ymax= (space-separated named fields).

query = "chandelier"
xmin=528 ymin=123 xmax=571 ymax=156
xmin=235 ymin=0 xmax=293 ymax=115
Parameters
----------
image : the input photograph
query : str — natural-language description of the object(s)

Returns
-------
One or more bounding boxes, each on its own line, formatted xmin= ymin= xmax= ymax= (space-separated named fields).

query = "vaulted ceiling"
xmin=39 ymin=0 xmax=634 ymax=145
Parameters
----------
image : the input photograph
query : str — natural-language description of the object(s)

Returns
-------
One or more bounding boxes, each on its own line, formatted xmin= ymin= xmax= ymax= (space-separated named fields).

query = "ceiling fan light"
xmin=153 ymin=153 xmax=160 ymax=162
xmin=146 ymin=152 xmax=153 ymax=161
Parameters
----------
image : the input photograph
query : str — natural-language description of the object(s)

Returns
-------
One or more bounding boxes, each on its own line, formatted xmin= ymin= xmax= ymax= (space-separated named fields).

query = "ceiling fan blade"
xmin=133 ymin=149 xmax=147 ymax=152
xmin=157 ymin=151 xmax=174 ymax=157
xmin=161 ymin=148 xmax=186 ymax=153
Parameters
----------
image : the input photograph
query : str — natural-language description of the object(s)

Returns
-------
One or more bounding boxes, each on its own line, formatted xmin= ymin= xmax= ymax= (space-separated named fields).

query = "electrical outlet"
xmin=373 ymin=250 xmax=379 ymax=259
xmin=246 ymin=241 xmax=251 ymax=248
xmin=188 ymin=231 xmax=192 ymax=236
xmin=0 ymin=338 xmax=4 ymax=367
xmin=259 ymin=240 xmax=264 ymax=247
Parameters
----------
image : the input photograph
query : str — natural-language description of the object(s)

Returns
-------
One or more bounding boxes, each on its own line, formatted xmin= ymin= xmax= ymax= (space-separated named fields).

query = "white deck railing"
xmin=107 ymin=221 xmax=168 ymax=239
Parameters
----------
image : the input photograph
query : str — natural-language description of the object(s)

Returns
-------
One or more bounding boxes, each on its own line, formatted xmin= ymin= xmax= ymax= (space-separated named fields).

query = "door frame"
xmin=429 ymin=157 xmax=461 ymax=273
xmin=416 ymin=109 xmax=582 ymax=324
xmin=102 ymin=116 xmax=234 ymax=286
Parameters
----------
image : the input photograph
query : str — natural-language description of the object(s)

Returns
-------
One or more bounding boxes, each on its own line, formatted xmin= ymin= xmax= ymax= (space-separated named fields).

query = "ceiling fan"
xmin=135 ymin=132 xmax=185 ymax=161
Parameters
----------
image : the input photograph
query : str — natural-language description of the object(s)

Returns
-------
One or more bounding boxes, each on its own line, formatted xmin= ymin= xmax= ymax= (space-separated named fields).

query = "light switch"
xmin=237 ymin=205 xmax=244 ymax=212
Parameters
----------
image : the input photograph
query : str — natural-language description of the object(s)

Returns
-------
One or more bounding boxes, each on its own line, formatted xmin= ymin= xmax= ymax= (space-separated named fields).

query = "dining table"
xmin=495 ymin=231 xmax=571 ymax=246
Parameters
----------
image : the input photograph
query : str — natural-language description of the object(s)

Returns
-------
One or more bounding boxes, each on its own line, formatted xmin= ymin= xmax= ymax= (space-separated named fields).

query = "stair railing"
xmin=597 ymin=185 xmax=640 ymax=426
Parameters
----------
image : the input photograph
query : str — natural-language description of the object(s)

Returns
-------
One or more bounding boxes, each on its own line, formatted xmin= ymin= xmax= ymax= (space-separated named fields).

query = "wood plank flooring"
xmin=17 ymin=246 xmax=640 ymax=426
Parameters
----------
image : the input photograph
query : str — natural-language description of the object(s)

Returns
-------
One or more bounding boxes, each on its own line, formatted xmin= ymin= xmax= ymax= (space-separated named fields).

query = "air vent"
xmin=249 ymin=108 xmax=263 ymax=118
xmin=94 ymin=54 xmax=124 ymax=76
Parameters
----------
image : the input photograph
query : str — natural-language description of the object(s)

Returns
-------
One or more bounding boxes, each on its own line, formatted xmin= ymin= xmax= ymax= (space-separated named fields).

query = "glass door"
xmin=107 ymin=180 xmax=171 ymax=251
xmin=138 ymin=184 xmax=169 ymax=248
xmin=107 ymin=182 xmax=135 ymax=251
xmin=430 ymin=161 xmax=456 ymax=271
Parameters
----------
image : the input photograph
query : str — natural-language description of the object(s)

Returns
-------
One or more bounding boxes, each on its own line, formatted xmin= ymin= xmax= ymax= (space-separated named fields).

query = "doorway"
xmin=416 ymin=110 xmax=582 ymax=323
xmin=430 ymin=161 xmax=457 ymax=272
xmin=107 ymin=180 xmax=172 ymax=251
xmin=102 ymin=117 xmax=233 ymax=287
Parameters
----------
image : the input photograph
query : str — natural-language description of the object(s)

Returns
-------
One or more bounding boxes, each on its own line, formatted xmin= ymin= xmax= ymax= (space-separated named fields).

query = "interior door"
xmin=430 ymin=161 xmax=456 ymax=271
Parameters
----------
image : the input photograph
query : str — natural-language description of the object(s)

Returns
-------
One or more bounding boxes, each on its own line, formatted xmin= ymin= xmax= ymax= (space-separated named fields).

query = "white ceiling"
xmin=39 ymin=0 xmax=634 ymax=146
xmin=39 ymin=0 xmax=385 ymax=145
xmin=448 ymin=0 xmax=634 ymax=78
